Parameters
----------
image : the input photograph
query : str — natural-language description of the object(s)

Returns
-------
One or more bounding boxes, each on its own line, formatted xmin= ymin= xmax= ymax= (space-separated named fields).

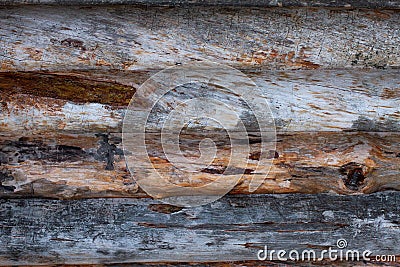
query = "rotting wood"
xmin=0 ymin=192 xmax=399 ymax=264
xmin=1 ymin=6 xmax=400 ymax=72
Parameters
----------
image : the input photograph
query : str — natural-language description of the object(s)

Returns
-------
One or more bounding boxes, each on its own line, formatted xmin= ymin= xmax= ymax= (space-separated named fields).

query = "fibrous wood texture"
xmin=0 ymin=70 xmax=399 ymax=199
xmin=0 ymin=3 xmax=399 ymax=266
xmin=1 ymin=0 xmax=400 ymax=8
xmin=1 ymin=6 xmax=400 ymax=71
xmin=0 ymin=193 xmax=399 ymax=265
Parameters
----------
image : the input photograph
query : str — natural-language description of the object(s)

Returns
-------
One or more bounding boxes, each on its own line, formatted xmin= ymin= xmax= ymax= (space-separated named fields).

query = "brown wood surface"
xmin=0 ymin=70 xmax=399 ymax=199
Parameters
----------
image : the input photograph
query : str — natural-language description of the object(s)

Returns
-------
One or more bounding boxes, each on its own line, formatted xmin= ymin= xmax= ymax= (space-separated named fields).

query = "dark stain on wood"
xmin=0 ymin=72 xmax=135 ymax=107
xmin=60 ymin=38 xmax=86 ymax=51
xmin=95 ymin=133 xmax=124 ymax=170
xmin=0 ymin=170 xmax=16 ymax=192
xmin=0 ymin=137 xmax=87 ymax=163
xmin=148 ymin=203 xmax=183 ymax=214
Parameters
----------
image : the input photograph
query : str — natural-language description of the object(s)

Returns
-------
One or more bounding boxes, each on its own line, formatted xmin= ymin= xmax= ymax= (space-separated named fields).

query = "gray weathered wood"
xmin=1 ymin=6 xmax=399 ymax=72
xmin=0 ymin=192 xmax=399 ymax=264
xmin=1 ymin=0 xmax=400 ymax=8
xmin=1 ymin=70 xmax=399 ymax=134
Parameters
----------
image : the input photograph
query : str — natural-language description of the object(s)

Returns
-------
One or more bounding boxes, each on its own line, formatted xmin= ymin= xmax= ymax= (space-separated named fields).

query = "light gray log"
xmin=0 ymin=6 xmax=399 ymax=72
xmin=1 ymin=70 xmax=399 ymax=133
xmin=0 ymin=192 xmax=399 ymax=264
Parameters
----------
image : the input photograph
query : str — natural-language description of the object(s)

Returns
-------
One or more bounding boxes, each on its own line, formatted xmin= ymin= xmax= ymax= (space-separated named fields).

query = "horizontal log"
xmin=0 ymin=192 xmax=399 ymax=264
xmin=0 ymin=6 xmax=399 ymax=71
xmin=0 ymin=131 xmax=399 ymax=199
xmin=1 ymin=70 xmax=399 ymax=133
xmin=2 ymin=0 xmax=400 ymax=8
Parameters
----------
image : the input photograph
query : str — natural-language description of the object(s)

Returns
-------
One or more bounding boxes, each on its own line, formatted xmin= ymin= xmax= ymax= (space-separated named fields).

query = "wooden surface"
xmin=1 ymin=70 xmax=399 ymax=133
xmin=0 ymin=3 xmax=399 ymax=266
xmin=1 ymin=6 xmax=400 ymax=72
xmin=1 ymin=0 xmax=400 ymax=8
xmin=0 ymin=70 xmax=399 ymax=199
xmin=0 ymin=193 xmax=399 ymax=265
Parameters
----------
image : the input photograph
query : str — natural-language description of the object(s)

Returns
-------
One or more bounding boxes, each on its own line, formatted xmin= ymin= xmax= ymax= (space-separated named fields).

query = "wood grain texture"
xmin=0 ymin=6 xmax=400 ymax=72
xmin=1 ymin=70 xmax=399 ymax=133
xmin=0 ymin=192 xmax=399 ymax=264
xmin=1 ymin=131 xmax=399 ymax=199
xmin=2 ymin=0 xmax=400 ymax=8
xmin=0 ymin=3 xmax=399 ymax=266
xmin=0 ymin=70 xmax=398 ymax=199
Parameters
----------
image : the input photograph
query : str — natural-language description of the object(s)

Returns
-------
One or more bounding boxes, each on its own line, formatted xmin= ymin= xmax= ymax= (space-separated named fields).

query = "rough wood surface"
xmin=1 ymin=70 xmax=399 ymax=133
xmin=1 ymin=131 xmax=400 ymax=199
xmin=1 ymin=6 xmax=400 ymax=72
xmin=2 ymin=0 xmax=400 ymax=8
xmin=0 ymin=192 xmax=399 ymax=264
xmin=0 ymin=3 xmax=399 ymax=266
xmin=0 ymin=70 xmax=399 ymax=199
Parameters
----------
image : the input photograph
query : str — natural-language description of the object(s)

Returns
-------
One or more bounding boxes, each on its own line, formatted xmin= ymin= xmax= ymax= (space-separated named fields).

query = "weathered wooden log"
xmin=0 ymin=70 xmax=399 ymax=199
xmin=0 ymin=193 xmax=399 ymax=264
xmin=0 ymin=3 xmax=399 ymax=265
xmin=2 ymin=0 xmax=400 ymax=8
xmin=1 ymin=6 xmax=400 ymax=72
xmin=1 ymin=131 xmax=399 ymax=198
xmin=1 ymin=70 xmax=399 ymax=133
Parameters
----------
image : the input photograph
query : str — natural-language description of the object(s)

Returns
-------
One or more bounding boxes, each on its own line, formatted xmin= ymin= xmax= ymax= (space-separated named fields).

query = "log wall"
xmin=0 ymin=2 xmax=399 ymax=266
